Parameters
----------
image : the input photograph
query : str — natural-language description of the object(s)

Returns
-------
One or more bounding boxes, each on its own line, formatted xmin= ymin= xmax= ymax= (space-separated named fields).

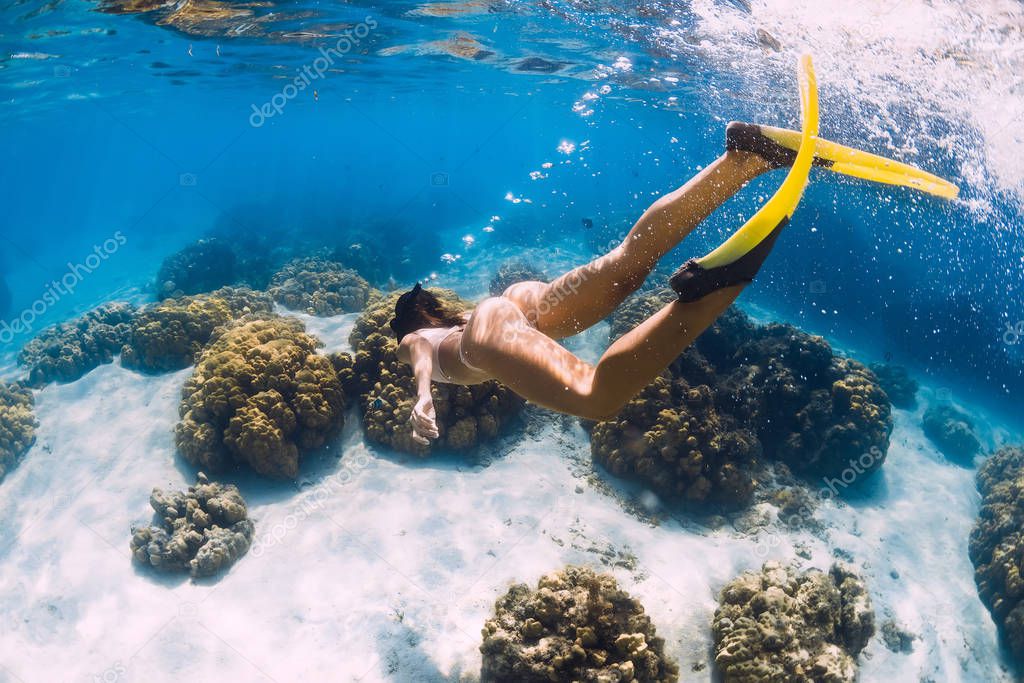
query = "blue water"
xmin=1 ymin=1 xmax=1022 ymax=415
xmin=4 ymin=1 xmax=1024 ymax=680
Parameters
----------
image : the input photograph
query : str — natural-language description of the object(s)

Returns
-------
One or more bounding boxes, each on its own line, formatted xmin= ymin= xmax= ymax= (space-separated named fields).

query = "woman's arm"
xmin=399 ymin=335 xmax=439 ymax=444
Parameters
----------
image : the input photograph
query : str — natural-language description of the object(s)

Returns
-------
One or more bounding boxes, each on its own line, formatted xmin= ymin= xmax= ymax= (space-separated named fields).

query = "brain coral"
xmin=480 ymin=565 xmax=680 ymax=682
xmin=121 ymin=287 xmax=273 ymax=373
xmin=18 ymin=303 xmax=136 ymax=386
xmin=969 ymin=446 xmax=1024 ymax=664
xmin=922 ymin=404 xmax=982 ymax=466
xmin=489 ymin=260 xmax=548 ymax=296
xmin=269 ymin=256 xmax=374 ymax=316
xmin=156 ymin=238 xmax=238 ymax=300
xmin=130 ymin=472 xmax=254 ymax=577
xmin=712 ymin=562 xmax=875 ymax=683
xmin=175 ymin=316 xmax=349 ymax=478
xmin=348 ymin=288 xmax=523 ymax=455
xmin=0 ymin=381 xmax=37 ymax=482
xmin=592 ymin=292 xmax=892 ymax=505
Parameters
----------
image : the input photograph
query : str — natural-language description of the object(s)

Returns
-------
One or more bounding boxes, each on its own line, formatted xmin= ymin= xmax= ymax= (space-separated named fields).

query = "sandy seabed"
xmin=0 ymin=295 xmax=1017 ymax=682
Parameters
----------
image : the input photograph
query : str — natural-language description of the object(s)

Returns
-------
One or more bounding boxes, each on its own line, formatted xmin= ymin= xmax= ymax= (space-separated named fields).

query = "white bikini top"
xmin=416 ymin=325 xmax=466 ymax=383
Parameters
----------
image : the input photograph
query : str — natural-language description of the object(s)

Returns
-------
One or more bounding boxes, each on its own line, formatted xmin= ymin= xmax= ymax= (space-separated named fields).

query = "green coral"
xmin=480 ymin=565 xmax=680 ymax=682
xmin=121 ymin=287 xmax=273 ymax=373
xmin=269 ymin=256 xmax=375 ymax=316
xmin=348 ymin=288 xmax=523 ymax=455
xmin=175 ymin=316 xmax=349 ymax=478
xmin=18 ymin=303 xmax=136 ymax=386
xmin=130 ymin=472 xmax=254 ymax=577
xmin=969 ymin=446 xmax=1024 ymax=665
xmin=712 ymin=562 xmax=875 ymax=683
xmin=592 ymin=293 xmax=893 ymax=505
xmin=0 ymin=381 xmax=37 ymax=482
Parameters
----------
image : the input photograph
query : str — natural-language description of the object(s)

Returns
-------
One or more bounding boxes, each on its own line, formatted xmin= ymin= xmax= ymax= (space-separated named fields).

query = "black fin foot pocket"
xmin=727 ymin=121 xmax=835 ymax=171
xmin=669 ymin=219 xmax=787 ymax=302
xmin=726 ymin=122 xmax=795 ymax=169
xmin=669 ymin=259 xmax=753 ymax=303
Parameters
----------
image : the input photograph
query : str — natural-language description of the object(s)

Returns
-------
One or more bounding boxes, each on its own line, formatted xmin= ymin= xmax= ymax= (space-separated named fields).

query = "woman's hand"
xmin=410 ymin=395 xmax=439 ymax=445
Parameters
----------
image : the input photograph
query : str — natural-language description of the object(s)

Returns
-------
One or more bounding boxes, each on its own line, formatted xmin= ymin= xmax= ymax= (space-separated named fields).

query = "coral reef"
xmin=0 ymin=382 xmax=37 ymax=482
xmin=223 ymin=238 xmax=280 ymax=291
xmin=269 ymin=257 xmax=374 ymax=316
xmin=593 ymin=294 xmax=893 ymax=504
xmin=332 ymin=236 xmax=390 ymax=286
xmin=348 ymin=288 xmax=523 ymax=455
xmin=480 ymin=565 xmax=679 ymax=682
xmin=922 ymin=404 xmax=982 ymax=465
xmin=489 ymin=260 xmax=548 ymax=296
xmin=175 ymin=316 xmax=349 ymax=478
xmin=712 ymin=562 xmax=875 ymax=682
xmin=130 ymin=473 xmax=254 ymax=578
xmin=755 ymin=354 xmax=891 ymax=479
xmin=121 ymin=287 xmax=273 ymax=373
xmin=590 ymin=374 xmax=761 ymax=509
xmin=331 ymin=225 xmax=442 ymax=285
xmin=18 ymin=303 xmax=137 ymax=386
xmin=208 ymin=211 xmax=300 ymax=290
xmin=607 ymin=288 xmax=677 ymax=341
xmin=156 ymin=238 xmax=238 ymax=300
xmin=880 ymin=620 xmax=915 ymax=653
xmin=969 ymin=446 xmax=1024 ymax=664
xmin=868 ymin=363 xmax=919 ymax=409
xmin=772 ymin=485 xmax=819 ymax=529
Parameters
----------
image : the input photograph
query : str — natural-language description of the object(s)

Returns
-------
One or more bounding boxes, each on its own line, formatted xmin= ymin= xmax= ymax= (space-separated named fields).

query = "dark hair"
xmin=389 ymin=284 xmax=466 ymax=342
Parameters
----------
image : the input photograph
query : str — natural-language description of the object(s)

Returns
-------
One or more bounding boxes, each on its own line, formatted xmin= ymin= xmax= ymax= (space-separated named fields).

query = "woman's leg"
xmin=585 ymin=285 xmax=744 ymax=414
xmin=504 ymin=149 xmax=770 ymax=339
xmin=468 ymin=287 xmax=744 ymax=421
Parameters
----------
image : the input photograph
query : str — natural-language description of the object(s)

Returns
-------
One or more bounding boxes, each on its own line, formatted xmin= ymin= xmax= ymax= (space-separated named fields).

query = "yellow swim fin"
xmin=670 ymin=54 xmax=959 ymax=303
xmin=667 ymin=57 xmax=819 ymax=303
xmin=670 ymin=53 xmax=819 ymax=302
xmin=730 ymin=123 xmax=960 ymax=200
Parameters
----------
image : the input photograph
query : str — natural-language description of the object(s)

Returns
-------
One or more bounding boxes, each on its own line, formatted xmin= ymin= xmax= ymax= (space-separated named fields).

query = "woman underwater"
xmin=391 ymin=56 xmax=958 ymax=445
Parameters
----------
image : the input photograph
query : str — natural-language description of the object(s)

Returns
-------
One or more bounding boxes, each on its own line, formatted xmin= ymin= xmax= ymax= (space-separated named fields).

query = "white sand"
xmin=0 ymin=315 xmax=1017 ymax=682
xmin=273 ymin=304 xmax=360 ymax=355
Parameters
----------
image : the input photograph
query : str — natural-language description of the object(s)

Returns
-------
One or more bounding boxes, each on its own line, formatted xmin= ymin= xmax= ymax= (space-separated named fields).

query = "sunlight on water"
xmin=687 ymin=0 xmax=1024 ymax=208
